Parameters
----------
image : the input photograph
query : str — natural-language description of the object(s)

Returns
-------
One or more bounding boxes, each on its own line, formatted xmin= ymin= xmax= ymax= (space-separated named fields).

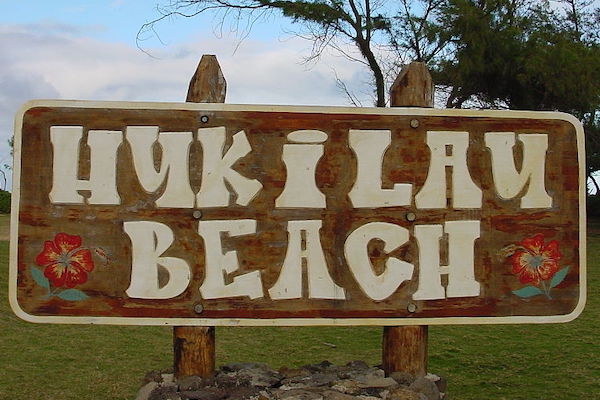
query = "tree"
xmin=140 ymin=0 xmax=449 ymax=107
xmin=143 ymin=0 xmax=600 ymax=190
xmin=433 ymin=0 xmax=600 ymax=189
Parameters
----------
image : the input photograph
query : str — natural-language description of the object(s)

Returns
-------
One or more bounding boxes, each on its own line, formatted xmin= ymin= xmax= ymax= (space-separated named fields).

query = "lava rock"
xmin=148 ymin=385 xmax=181 ymax=400
xmin=135 ymin=361 xmax=447 ymax=400
xmin=135 ymin=382 xmax=159 ymax=400
xmin=389 ymin=372 xmax=415 ymax=386
xmin=388 ymin=387 xmax=428 ymax=400
xmin=178 ymin=376 xmax=205 ymax=392
xmin=409 ymin=377 xmax=440 ymax=400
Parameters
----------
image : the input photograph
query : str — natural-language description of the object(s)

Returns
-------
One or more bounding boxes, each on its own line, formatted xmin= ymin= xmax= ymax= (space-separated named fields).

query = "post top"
xmin=186 ymin=54 xmax=227 ymax=103
xmin=390 ymin=62 xmax=434 ymax=108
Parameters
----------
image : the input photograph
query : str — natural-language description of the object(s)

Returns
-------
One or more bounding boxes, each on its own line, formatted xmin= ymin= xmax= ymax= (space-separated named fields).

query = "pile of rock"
xmin=135 ymin=361 xmax=447 ymax=400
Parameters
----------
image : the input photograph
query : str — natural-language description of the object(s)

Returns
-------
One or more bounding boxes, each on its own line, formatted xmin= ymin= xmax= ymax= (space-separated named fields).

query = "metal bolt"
xmin=405 ymin=212 xmax=417 ymax=222
xmin=407 ymin=303 xmax=417 ymax=313
xmin=194 ymin=303 xmax=204 ymax=314
xmin=193 ymin=210 xmax=203 ymax=219
xmin=410 ymin=119 xmax=420 ymax=128
xmin=200 ymin=115 xmax=209 ymax=123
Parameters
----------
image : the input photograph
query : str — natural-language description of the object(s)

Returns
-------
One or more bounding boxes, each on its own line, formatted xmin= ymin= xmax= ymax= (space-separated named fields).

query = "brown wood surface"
xmin=384 ymin=61 xmax=433 ymax=377
xmin=174 ymin=54 xmax=225 ymax=378
xmin=186 ymin=55 xmax=227 ymax=103
xmin=390 ymin=62 xmax=434 ymax=108
xmin=14 ymin=106 xmax=582 ymax=322
xmin=173 ymin=326 xmax=216 ymax=378
xmin=383 ymin=325 xmax=428 ymax=376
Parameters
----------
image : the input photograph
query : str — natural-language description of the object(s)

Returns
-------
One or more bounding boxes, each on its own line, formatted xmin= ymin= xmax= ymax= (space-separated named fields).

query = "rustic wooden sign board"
xmin=10 ymin=100 xmax=586 ymax=326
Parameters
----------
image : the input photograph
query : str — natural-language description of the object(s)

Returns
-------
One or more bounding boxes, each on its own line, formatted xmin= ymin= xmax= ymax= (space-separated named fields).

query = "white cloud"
xmin=0 ymin=22 xmax=373 ymax=190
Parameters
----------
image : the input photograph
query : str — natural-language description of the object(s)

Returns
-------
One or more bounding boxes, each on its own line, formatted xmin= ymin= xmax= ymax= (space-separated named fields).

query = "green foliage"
xmin=434 ymin=0 xmax=600 ymax=110
xmin=0 ymin=190 xmax=10 ymax=213
xmin=432 ymin=0 xmax=600 ymax=185
xmin=587 ymin=194 xmax=600 ymax=217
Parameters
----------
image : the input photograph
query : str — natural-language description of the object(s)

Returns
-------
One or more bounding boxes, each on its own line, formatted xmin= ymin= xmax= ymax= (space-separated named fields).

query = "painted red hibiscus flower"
xmin=35 ymin=233 xmax=95 ymax=288
xmin=510 ymin=234 xmax=561 ymax=285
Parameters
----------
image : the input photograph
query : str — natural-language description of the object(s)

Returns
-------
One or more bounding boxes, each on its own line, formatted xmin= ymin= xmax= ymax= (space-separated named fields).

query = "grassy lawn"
xmin=1 ymin=219 xmax=598 ymax=399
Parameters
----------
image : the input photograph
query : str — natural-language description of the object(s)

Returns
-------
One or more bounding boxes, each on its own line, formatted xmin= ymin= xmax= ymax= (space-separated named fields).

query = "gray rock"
xmin=221 ymin=362 xmax=270 ymax=372
xmin=388 ymin=387 xmax=427 ymax=400
xmin=144 ymin=369 xmax=174 ymax=385
xmin=178 ymin=376 xmax=205 ymax=392
xmin=135 ymin=381 xmax=159 ymax=400
xmin=179 ymin=388 xmax=227 ymax=400
xmin=135 ymin=361 xmax=447 ymax=400
xmin=356 ymin=370 xmax=397 ymax=389
xmin=162 ymin=374 xmax=176 ymax=386
xmin=321 ymin=390 xmax=357 ymax=400
xmin=281 ymin=373 xmax=336 ymax=389
xmin=303 ymin=361 xmax=334 ymax=373
xmin=306 ymin=373 xmax=339 ymax=387
xmin=409 ymin=377 xmax=440 ymax=400
xmin=280 ymin=367 xmax=312 ymax=379
xmin=337 ymin=362 xmax=371 ymax=380
xmin=424 ymin=374 xmax=447 ymax=394
xmin=226 ymin=385 xmax=262 ymax=399
xmin=389 ymin=372 xmax=415 ymax=386
xmin=215 ymin=372 xmax=251 ymax=387
xmin=275 ymin=388 xmax=324 ymax=400
xmin=236 ymin=367 xmax=283 ymax=388
xmin=345 ymin=361 xmax=369 ymax=370
xmin=148 ymin=385 xmax=181 ymax=400
xmin=330 ymin=379 xmax=362 ymax=395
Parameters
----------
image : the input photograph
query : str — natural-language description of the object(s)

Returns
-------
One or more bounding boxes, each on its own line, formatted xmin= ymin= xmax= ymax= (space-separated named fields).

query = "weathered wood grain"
xmin=11 ymin=102 xmax=585 ymax=326
xmin=384 ymin=61 xmax=433 ymax=377
xmin=383 ymin=325 xmax=428 ymax=376
xmin=186 ymin=55 xmax=226 ymax=103
xmin=174 ymin=54 xmax=224 ymax=379
xmin=174 ymin=326 xmax=215 ymax=378
xmin=390 ymin=62 xmax=434 ymax=108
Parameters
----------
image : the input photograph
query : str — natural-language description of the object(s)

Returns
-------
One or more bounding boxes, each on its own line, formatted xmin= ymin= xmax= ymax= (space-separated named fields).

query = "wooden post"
xmin=173 ymin=55 xmax=226 ymax=379
xmin=383 ymin=61 xmax=433 ymax=378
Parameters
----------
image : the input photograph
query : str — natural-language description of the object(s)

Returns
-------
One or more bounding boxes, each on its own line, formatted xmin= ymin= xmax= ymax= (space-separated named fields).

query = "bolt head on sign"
xmin=9 ymin=100 xmax=586 ymax=326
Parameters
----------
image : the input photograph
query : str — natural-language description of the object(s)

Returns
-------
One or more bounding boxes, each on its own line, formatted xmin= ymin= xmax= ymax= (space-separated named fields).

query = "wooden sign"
xmin=9 ymin=100 xmax=586 ymax=326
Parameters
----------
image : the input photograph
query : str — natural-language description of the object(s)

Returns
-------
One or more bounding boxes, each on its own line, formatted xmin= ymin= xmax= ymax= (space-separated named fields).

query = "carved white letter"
xmin=415 ymin=131 xmax=481 ymax=209
xmin=344 ymin=222 xmax=414 ymax=301
xmin=348 ymin=129 xmax=412 ymax=207
xmin=124 ymin=221 xmax=190 ymax=299
xmin=485 ymin=132 xmax=552 ymax=208
xmin=276 ymin=130 xmax=327 ymax=208
xmin=198 ymin=219 xmax=263 ymax=300
xmin=49 ymin=126 xmax=122 ymax=204
xmin=412 ymin=220 xmax=481 ymax=300
xmin=196 ymin=127 xmax=263 ymax=207
xmin=269 ymin=220 xmax=345 ymax=300
xmin=126 ymin=126 xmax=195 ymax=208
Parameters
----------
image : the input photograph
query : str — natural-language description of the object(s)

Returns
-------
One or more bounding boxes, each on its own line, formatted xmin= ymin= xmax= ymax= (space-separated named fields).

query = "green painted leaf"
xmin=513 ymin=286 xmax=544 ymax=298
xmin=30 ymin=267 xmax=50 ymax=289
xmin=57 ymin=289 xmax=88 ymax=301
xmin=550 ymin=266 xmax=570 ymax=288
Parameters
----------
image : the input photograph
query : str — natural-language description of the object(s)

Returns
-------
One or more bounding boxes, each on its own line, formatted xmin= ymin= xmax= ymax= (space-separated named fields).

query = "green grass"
xmin=1 ymin=229 xmax=598 ymax=399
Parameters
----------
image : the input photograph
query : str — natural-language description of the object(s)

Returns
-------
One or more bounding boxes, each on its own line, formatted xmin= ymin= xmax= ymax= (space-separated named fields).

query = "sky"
xmin=0 ymin=0 xmax=372 ymax=190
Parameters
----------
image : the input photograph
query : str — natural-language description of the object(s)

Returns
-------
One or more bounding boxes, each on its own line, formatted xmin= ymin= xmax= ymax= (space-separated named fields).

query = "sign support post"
xmin=173 ymin=55 xmax=226 ymax=379
xmin=383 ymin=62 xmax=434 ymax=377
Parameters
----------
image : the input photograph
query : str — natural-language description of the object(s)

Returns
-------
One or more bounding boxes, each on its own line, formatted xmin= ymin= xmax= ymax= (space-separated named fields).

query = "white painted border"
xmin=9 ymin=99 xmax=587 ymax=326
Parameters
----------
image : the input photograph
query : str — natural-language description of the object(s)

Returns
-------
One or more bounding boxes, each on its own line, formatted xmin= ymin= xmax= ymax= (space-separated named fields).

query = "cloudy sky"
xmin=1 ymin=0 xmax=373 ymax=190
